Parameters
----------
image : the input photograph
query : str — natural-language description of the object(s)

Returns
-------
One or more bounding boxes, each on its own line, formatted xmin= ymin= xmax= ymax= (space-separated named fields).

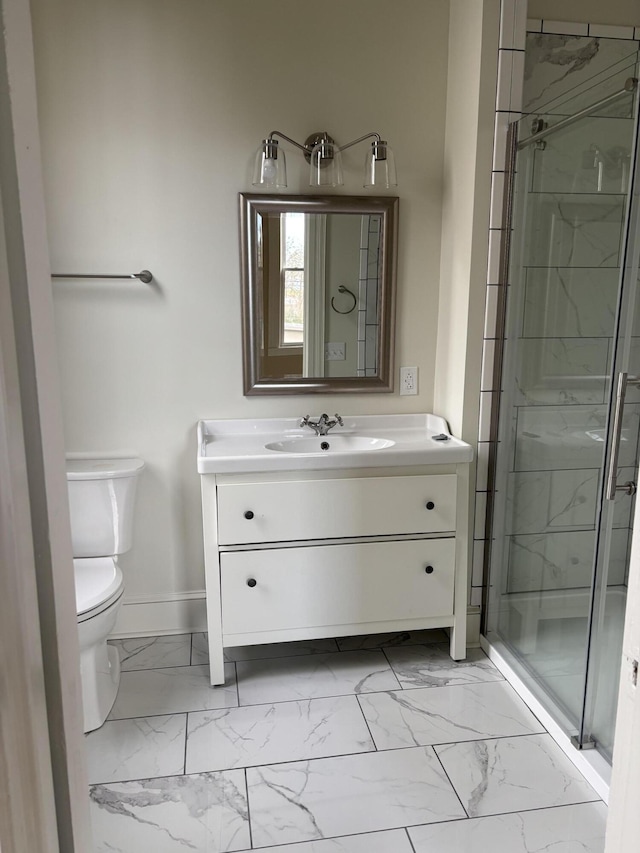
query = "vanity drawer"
xmin=220 ymin=538 xmax=455 ymax=636
xmin=216 ymin=474 xmax=456 ymax=545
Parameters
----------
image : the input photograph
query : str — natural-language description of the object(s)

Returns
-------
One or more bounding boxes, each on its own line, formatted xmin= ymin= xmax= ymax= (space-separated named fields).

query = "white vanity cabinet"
xmin=200 ymin=462 xmax=471 ymax=686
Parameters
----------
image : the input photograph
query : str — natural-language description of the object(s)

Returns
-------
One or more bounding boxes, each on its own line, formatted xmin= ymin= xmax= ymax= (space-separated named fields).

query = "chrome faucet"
xmin=300 ymin=413 xmax=344 ymax=436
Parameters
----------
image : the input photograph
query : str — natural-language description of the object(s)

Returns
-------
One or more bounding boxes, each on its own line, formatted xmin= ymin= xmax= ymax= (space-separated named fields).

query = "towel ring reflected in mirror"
xmin=331 ymin=285 xmax=357 ymax=315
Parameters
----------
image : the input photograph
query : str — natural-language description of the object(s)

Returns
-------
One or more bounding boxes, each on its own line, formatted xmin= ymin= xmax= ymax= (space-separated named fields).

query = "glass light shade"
xmin=364 ymin=141 xmax=397 ymax=188
xmin=309 ymin=140 xmax=343 ymax=187
xmin=252 ymin=139 xmax=287 ymax=188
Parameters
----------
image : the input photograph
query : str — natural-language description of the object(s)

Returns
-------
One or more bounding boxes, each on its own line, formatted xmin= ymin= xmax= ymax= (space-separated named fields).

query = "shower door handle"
xmin=606 ymin=372 xmax=640 ymax=500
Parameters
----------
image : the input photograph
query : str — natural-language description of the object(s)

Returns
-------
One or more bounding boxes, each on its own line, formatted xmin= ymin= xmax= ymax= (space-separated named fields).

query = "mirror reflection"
xmin=240 ymin=194 xmax=398 ymax=394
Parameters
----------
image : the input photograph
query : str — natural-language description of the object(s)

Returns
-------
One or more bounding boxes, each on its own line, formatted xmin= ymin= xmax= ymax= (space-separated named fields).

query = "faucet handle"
xmin=300 ymin=414 xmax=311 ymax=427
xmin=334 ymin=414 xmax=344 ymax=426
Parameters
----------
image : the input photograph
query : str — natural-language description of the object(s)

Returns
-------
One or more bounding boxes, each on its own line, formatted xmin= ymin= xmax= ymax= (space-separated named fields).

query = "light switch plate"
xmin=325 ymin=342 xmax=346 ymax=361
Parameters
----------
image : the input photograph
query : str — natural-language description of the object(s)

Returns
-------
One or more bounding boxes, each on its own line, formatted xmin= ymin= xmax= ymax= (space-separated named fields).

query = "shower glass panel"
xmin=485 ymin=60 xmax=639 ymax=763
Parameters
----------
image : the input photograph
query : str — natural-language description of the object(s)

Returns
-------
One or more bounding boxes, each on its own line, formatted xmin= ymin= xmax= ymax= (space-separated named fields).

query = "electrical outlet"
xmin=400 ymin=366 xmax=418 ymax=395
xmin=325 ymin=342 xmax=346 ymax=361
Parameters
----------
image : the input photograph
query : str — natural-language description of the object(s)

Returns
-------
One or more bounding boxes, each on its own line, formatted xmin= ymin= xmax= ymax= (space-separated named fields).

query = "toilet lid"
xmin=66 ymin=457 xmax=144 ymax=480
xmin=74 ymin=557 xmax=124 ymax=616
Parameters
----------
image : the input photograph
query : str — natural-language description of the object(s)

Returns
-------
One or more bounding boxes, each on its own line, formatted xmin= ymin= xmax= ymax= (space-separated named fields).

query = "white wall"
xmin=435 ymin=0 xmax=498 ymax=442
xmin=31 ymin=0 xmax=450 ymax=619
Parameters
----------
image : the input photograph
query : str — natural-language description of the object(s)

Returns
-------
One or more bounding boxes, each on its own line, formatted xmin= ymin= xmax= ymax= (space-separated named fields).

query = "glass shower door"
xmin=485 ymin=69 xmax=640 ymax=761
xmin=579 ymin=117 xmax=640 ymax=759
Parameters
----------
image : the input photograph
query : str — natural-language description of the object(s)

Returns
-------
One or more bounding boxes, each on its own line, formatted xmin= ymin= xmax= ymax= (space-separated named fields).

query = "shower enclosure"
xmin=484 ymin=50 xmax=640 ymax=767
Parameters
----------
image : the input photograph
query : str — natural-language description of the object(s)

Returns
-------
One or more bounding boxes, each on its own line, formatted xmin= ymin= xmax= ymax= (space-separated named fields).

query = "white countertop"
xmin=197 ymin=413 xmax=473 ymax=474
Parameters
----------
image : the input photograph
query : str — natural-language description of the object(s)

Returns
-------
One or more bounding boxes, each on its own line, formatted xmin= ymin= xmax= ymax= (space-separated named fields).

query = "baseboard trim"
xmin=111 ymin=590 xmax=207 ymax=639
xmin=466 ymin=607 xmax=481 ymax=647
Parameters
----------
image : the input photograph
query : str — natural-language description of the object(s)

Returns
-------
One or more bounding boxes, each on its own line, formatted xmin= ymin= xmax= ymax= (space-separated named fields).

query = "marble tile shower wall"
xmin=473 ymin=0 xmax=528 ymax=610
xmin=357 ymin=214 xmax=381 ymax=376
xmin=473 ymin=1 xmax=640 ymax=609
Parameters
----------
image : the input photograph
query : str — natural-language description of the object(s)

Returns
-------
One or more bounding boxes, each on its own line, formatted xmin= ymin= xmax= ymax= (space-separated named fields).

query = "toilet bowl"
xmin=75 ymin=556 xmax=125 ymax=732
xmin=67 ymin=457 xmax=144 ymax=732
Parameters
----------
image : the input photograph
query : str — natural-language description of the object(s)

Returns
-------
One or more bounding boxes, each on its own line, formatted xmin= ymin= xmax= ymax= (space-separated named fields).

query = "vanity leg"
xmin=449 ymin=616 xmax=467 ymax=661
xmin=208 ymin=633 xmax=225 ymax=686
xmin=201 ymin=476 xmax=227 ymax=685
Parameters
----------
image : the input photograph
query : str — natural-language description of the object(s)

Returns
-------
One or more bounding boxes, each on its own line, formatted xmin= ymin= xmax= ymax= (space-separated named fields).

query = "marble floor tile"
xmin=236 ymin=829 xmax=414 ymax=852
xmin=246 ymin=747 xmax=465 ymax=847
xmin=90 ymin=770 xmax=250 ymax=853
xmin=236 ymin=650 xmax=400 ymax=706
xmin=86 ymin=714 xmax=186 ymax=784
xmin=109 ymin=634 xmax=192 ymax=671
xmin=435 ymin=734 xmax=600 ymax=817
xmin=384 ymin=644 xmax=503 ymax=689
xmin=191 ymin=632 xmax=209 ymax=664
xmin=336 ymin=629 xmax=448 ymax=651
xmin=186 ymin=694 xmax=374 ymax=773
xmin=358 ymin=681 xmax=545 ymax=749
xmin=109 ymin=663 xmax=238 ymax=720
xmin=408 ymin=801 xmax=608 ymax=852
xmin=191 ymin=632 xmax=340 ymax=665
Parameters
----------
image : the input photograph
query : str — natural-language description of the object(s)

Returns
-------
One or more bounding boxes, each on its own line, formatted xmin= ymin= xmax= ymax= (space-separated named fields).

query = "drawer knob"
xmin=247 ymin=578 xmax=257 ymax=588
xmin=425 ymin=565 xmax=434 ymax=574
xmin=244 ymin=510 xmax=255 ymax=520
xmin=425 ymin=501 xmax=435 ymax=510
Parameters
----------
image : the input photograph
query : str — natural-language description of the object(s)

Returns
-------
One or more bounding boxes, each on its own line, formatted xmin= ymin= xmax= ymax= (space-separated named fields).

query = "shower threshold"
xmin=480 ymin=632 xmax=613 ymax=802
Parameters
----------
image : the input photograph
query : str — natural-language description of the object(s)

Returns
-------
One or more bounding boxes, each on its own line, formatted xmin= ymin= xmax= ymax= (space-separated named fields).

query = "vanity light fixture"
xmin=252 ymin=130 xmax=397 ymax=189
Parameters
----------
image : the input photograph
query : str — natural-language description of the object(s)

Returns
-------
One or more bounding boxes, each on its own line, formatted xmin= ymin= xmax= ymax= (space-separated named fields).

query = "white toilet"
xmin=66 ymin=457 xmax=144 ymax=732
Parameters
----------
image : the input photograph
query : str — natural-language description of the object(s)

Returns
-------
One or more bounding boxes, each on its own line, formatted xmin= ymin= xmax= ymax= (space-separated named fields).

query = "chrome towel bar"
xmin=51 ymin=270 xmax=153 ymax=284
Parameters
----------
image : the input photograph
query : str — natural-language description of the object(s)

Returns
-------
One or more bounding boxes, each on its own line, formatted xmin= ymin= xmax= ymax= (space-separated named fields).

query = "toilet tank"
xmin=66 ymin=458 xmax=145 ymax=558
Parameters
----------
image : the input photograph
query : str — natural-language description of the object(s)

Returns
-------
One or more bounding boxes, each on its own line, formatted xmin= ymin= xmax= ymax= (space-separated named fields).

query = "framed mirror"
xmin=239 ymin=193 xmax=398 ymax=395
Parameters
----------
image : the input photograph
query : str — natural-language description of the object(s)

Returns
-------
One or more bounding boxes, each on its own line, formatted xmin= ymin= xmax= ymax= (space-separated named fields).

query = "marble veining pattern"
xmin=524 ymin=34 xmax=639 ymax=115
xmin=90 ymin=770 xmax=250 ymax=852
xmin=435 ymin=734 xmax=599 ymax=817
xmin=109 ymin=663 xmax=238 ymax=720
xmin=526 ymin=195 xmax=625 ymax=269
xmin=507 ymin=528 xmax=629 ymax=592
xmin=508 ymin=529 xmax=596 ymax=591
xmin=358 ymin=681 xmax=544 ymax=750
xmin=86 ymin=633 xmax=605 ymax=850
xmin=383 ymin=644 xmax=504 ymax=688
xmin=246 ymin=747 xmax=466 ymax=847
xmin=408 ymin=801 xmax=608 ymax=853
xmin=185 ymin=695 xmax=375 ymax=773
xmin=523 ymin=267 xmax=619 ymax=338
xmin=236 ymin=650 xmax=401 ymax=705
xmin=237 ymin=829 xmax=414 ymax=852
xmin=514 ymin=338 xmax=609 ymax=406
xmin=505 ymin=468 xmax=600 ymax=535
xmin=110 ymin=634 xmax=192 ymax=671
xmin=86 ymin=714 xmax=186 ymax=784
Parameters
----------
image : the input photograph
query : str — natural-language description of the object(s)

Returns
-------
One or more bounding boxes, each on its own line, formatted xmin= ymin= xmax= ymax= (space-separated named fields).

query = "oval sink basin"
xmin=265 ymin=436 xmax=396 ymax=454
